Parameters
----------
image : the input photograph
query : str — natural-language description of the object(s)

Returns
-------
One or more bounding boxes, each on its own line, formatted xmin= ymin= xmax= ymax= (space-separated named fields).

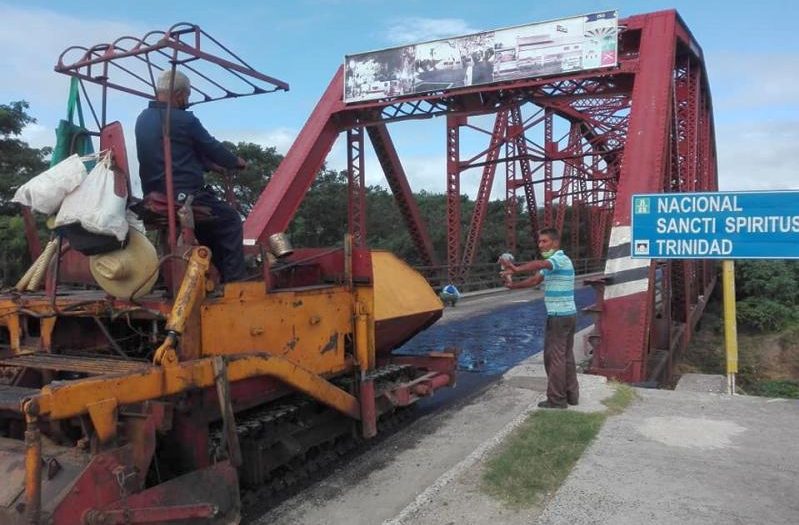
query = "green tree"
xmin=734 ymin=260 xmax=799 ymax=332
xmin=195 ymin=139 xmax=552 ymax=274
xmin=1 ymin=101 xmax=50 ymax=210
xmin=365 ymin=184 xmax=410 ymax=258
xmin=736 ymin=260 xmax=798 ymax=306
xmin=203 ymin=141 xmax=283 ymax=213
xmin=288 ymin=168 xmax=349 ymax=247
xmin=0 ymin=101 xmax=50 ymax=286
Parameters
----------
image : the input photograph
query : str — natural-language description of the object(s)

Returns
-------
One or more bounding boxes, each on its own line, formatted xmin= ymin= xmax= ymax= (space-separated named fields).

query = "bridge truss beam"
xmin=243 ymin=9 xmax=718 ymax=384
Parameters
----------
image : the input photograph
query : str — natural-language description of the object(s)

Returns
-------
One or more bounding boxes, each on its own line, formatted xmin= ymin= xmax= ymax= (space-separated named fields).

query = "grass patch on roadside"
xmin=603 ymin=382 xmax=638 ymax=414
xmin=481 ymin=384 xmax=636 ymax=508
xmin=748 ymin=379 xmax=799 ymax=399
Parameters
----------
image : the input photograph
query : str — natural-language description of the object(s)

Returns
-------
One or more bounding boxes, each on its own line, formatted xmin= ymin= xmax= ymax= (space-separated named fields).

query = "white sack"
xmin=55 ymin=153 xmax=128 ymax=241
xmin=11 ymin=154 xmax=88 ymax=214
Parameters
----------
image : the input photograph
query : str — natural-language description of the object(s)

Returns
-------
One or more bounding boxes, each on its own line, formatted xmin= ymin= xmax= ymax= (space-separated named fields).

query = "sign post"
xmin=631 ymin=191 xmax=799 ymax=394
xmin=721 ymin=261 xmax=738 ymax=394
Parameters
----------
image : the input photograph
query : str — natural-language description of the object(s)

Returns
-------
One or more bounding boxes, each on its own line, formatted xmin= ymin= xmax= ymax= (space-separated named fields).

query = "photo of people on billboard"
xmin=344 ymin=10 xmax=617 ymax=103
xmin=413 ymin=31 xmax=494 ymax=93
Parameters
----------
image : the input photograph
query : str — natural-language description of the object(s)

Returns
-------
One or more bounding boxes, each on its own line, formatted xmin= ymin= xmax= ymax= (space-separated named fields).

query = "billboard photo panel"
xmin=345 ymin=46 xmax=416 ymax=103
xmin=344 ymin=10 xmax=618 ymax=103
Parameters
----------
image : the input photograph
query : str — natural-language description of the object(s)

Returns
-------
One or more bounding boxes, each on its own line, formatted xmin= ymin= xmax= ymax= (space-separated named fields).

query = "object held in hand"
xmin=498 ymin=252 xmax=515 ymax=269
xmin=498 ymin=252 xmax=515 ymax=284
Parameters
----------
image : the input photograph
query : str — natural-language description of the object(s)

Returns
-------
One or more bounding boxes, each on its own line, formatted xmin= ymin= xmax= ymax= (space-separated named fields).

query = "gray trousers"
xmin=544 ymin=315 xmax=579 ymax=405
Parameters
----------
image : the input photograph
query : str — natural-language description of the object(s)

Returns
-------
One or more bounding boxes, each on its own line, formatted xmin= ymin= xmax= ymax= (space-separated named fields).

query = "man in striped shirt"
xmin=501 ymin=228 xmax=579 ymax=409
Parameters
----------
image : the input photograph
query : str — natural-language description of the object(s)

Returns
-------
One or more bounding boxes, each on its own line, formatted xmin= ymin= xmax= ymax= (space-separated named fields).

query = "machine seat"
xmin=130 ymin=192 xmax=215 ymax=230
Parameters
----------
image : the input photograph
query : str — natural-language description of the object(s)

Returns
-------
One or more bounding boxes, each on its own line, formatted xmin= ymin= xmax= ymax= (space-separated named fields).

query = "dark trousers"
xmin=543 ymin=315 xmax=579 ymax=406
xmin=192 ymin=191 xmax=246 ymax=283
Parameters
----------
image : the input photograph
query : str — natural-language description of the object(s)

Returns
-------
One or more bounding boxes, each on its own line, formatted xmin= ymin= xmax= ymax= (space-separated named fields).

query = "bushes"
xmin=682 ymin=262 xmax=799 ymax=398
xmin=734 ymin=261 xmax=799 ymax=333
xmin=736 ymin=298 xmax=795 ymax=332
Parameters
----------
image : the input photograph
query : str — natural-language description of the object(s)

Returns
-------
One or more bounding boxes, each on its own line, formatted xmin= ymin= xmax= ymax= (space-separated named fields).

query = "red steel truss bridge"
xmin=243 ymin=9 xmax=718 ymax=384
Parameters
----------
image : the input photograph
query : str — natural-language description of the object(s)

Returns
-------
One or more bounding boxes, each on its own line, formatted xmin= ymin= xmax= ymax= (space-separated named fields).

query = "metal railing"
xmin=415 ymin=257 xmax=606 ymax=293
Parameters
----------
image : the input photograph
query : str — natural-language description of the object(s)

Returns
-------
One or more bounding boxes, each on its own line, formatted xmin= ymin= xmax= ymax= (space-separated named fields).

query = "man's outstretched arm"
xmin=506 ymin=272 xmax=544 ymax=289
xmin=501 ymin=258 xmax=552 ymax=273
xmin=188 ymin=115 xmax=246 ymax=169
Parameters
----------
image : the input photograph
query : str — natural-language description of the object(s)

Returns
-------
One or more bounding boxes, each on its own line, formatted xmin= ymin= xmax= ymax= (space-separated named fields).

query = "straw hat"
xmin=89 ymin=228 xmax=159 ymax=299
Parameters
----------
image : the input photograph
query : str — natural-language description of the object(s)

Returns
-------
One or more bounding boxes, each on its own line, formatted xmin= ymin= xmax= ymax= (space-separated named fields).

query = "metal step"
xmin=0 ymin=353 xmax=151 ymax=376
xmin=0 ymin=385 xmax=38 ymax=412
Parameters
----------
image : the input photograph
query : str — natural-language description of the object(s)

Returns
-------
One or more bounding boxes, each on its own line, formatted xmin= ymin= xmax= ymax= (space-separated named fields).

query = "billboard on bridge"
xmin=344 ymin=11 xmax=618 ymax=103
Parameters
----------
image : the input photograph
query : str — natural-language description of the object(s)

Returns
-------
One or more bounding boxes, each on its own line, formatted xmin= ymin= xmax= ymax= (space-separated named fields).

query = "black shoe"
xmin=567 ymin=397 xmax=579 ymax=406
xmin=537 ymin=400 xmax=567 ymax=409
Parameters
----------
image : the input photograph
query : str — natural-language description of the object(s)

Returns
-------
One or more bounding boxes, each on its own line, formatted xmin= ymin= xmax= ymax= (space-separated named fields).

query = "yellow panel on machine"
xmin=201 ymin=282 xmax=352 ymax=372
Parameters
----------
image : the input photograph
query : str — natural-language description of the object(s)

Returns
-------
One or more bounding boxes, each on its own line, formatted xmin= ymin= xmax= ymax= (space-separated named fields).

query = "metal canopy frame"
xmin=53 ymin=23 xmax=289 ymax=253
xmin=55 ymin=22 xmax=288 ymax=125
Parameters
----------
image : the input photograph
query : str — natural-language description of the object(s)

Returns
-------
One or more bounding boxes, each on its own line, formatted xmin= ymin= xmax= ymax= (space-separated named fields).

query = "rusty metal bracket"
xmin=35 ymin=354 xmax=361 ymax=422
xmin=87 ymin=398 xmax=119 ymax=444
xmin=23 ymin=401 xmax=42 ymax=525
xmin=212 ymin=357 xmax=242 ymax=468
xmin=83 ymin=503 xmax=218 ymax=524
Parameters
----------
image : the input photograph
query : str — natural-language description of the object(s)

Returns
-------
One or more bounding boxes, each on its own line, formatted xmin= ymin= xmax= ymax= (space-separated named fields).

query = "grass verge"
xmin=603 ymin=382 xmax=637 ymax=414
xmin=481 ymin=383 xmax=636 ymax=508
xmin=748 ymin=379 xmax=799 ymax=399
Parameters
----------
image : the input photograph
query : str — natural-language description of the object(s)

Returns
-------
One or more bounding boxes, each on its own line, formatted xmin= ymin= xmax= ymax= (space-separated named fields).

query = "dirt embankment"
xmin=678 ymin=307 xmax=799 ymax=396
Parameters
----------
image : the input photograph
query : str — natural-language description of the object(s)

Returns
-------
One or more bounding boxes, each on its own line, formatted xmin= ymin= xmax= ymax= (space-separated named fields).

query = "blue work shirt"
xmin=135 ymin=101 xmax=239 ymax=196
xmin=539 ymin=250 xmax=577 ymax=316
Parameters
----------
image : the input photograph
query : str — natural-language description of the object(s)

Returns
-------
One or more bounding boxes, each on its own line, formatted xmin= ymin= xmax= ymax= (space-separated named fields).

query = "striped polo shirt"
xmin=539 ymin=250 xmax=577 ymax=316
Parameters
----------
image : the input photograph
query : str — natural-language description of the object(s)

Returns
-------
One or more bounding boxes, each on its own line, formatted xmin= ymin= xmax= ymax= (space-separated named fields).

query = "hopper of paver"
xmin=371 ymin=251 xmax=444 ymax=355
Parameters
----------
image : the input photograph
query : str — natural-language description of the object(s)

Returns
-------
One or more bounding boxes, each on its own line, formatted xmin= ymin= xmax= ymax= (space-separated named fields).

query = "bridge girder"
xmin=243 ymin=9 xmax=718 ymax=384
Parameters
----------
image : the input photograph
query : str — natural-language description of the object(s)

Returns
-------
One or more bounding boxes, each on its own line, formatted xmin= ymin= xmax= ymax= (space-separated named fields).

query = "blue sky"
xmin=1 ymin=0 xmax=797 ymax=195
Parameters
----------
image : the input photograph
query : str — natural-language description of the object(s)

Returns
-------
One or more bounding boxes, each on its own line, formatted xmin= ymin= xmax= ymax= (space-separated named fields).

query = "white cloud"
xmin=221 ymin=127 xmax=298 ymax=154
xmin=716 ymin=120 xmax=799 ymax=191
xmin=708 ymin=52 xmax=799 ymax=111
xmin=370 ymin=154 xmax=448 ymax=192
xmin=355 ymin=122 xmax=798 ymax=197
xmin=383 ymin=17 xmax=480 ymax=45
xmin=19 ymin=123 xmax=51 ymax=150
xmin=0 ymin=4 xmax=144 ymax=119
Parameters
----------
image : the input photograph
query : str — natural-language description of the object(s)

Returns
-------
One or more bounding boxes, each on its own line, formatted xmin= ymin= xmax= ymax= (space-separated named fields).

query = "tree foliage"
xmin=736 ymin=260 xmax=799 ymax=306
xmin=1 ymin=101 xmax=50 ymax=211
xmin=735 ymin=260 xmax=799 ymax=332
xmin=0 ymin=101 xmax=569 ymax=286
xmin=289 ymin=168 xmax=350 ymax=247
xmin=204 ymin=141 xmax=283 ymax=214
xmin=208 ymin=142 xmax=543 ymax=268
xmin=0 ymin=101 xmax=50 ymax=285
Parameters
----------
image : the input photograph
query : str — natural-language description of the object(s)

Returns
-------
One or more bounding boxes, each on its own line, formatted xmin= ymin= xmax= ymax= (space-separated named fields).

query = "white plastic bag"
xmin=55 ymin=152 xmax=129 ymax=241
xmin=11 ymin=154 xmax=88 ymax=214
